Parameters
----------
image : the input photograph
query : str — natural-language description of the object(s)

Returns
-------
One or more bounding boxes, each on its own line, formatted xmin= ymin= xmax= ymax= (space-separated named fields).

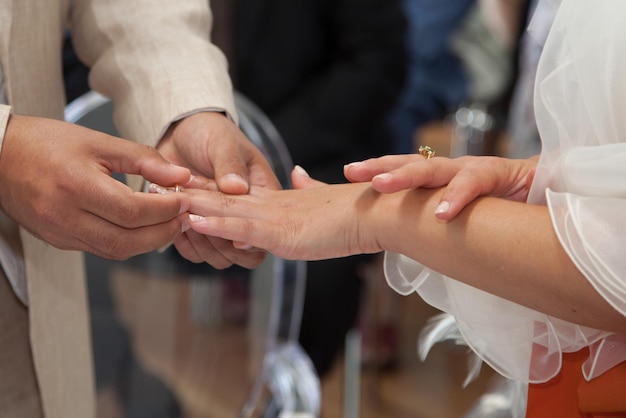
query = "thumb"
xmin=105 ymin=137 xmax=191 ymax=186
xmin=291 ymin=165 xmax=326 ymax=189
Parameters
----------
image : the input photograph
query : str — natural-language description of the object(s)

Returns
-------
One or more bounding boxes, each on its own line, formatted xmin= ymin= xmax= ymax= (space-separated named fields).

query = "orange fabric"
xmin=578 ymin=360 xmax=626 ymax=414
xmin=526 ymin=348 xmax=626 ymax=418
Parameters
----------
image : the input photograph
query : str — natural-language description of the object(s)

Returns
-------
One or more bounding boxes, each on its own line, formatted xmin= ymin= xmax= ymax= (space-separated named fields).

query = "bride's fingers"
xmin=434 ymin=166 xmax=502 ymax=220
xmin=188 ymin=215 xmax=280 ymax=255
xmin=344 ymin=154 xmax=422 ymax=182
xmin=436 ymin=159 xmax=536 ymax=220
xmin=291 ymin=165 xmax=327 ymax=189
xmin=370 ymin=158 xmax=462 ymax=193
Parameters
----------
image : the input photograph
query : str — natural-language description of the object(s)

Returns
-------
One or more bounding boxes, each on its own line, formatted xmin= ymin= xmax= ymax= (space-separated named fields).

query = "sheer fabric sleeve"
xmin=385 ymin=0 xmax=626 ymax=384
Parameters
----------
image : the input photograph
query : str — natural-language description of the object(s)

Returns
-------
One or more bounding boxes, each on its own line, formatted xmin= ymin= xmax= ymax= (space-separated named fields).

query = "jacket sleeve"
xmin=68 ymin=0 xmax=237 ymax=147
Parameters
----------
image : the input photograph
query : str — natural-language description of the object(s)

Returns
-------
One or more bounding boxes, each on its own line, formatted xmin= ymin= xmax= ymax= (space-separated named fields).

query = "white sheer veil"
xmin=385 ymin=0 xmax=626 ymax=384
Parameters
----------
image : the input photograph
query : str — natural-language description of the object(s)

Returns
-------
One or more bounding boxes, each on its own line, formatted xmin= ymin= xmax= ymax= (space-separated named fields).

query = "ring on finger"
xmin=418 ymin=145 xmax=436 ymax=160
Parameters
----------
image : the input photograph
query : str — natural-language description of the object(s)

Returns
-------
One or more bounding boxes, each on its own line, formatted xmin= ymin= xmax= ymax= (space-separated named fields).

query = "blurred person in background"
xmin=387 ymin=0 xmax=474 ymax=155
xmin=210 ymin=0 xmax=408 ymax=377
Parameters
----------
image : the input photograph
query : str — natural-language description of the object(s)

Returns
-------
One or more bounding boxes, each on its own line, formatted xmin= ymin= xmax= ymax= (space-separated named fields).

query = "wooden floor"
xmin=318 ymin=284 xmax=496 ymax=418
xmin=91 ymin=257 xmax=496 ymax=418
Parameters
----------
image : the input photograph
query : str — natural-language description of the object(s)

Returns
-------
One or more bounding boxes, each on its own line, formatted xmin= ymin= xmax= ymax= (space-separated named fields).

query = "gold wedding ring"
xmin=175 ymin=185 xmax=183 ymax=193
xmin=418 ymin=145 xmax=436 ymax=159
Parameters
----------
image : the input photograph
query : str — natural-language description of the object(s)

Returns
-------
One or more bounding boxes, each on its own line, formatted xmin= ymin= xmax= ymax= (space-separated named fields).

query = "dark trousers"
xmin=299 ymin=256 xmax=366 ymax=377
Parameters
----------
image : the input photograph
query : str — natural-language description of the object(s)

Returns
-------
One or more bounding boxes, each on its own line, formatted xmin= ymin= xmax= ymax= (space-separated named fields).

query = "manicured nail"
xmin=435 ymin=201 xmax=450 ymax=215
xmin=149 ymin=183 xmax=169 ymax=194
xmin=293 ymin=165 xmax=310 ymax=177
xmin=373 ymin=173 xmax=391 ymax=182
xmin=189 ymin=214 xmax=205 ymax=223
xmin=178 ymin=200 xmax=190 ymax=215
xmin=345 ymin=162 xmax=363 ymax=169
xmin=182 ymin=219 xmax=191 ymax=233
xmin=223 ymin=173 xmax=248 ymax=186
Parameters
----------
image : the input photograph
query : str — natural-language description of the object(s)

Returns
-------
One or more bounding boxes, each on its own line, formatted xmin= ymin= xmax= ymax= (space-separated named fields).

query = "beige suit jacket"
xmin=0 ymin=0 xmax=235 ymax=416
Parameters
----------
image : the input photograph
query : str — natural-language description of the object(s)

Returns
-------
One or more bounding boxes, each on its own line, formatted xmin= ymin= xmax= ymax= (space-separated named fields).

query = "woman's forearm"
xmin=370 ymin=187 xmax=626 ymax=333
xmin=187 ymin=179 xmax=626 ymax=332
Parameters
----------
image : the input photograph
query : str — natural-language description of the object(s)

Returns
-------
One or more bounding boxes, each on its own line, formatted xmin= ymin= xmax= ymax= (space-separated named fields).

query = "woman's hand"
xmin=344 ymin=154 xmax=538 ymax=220
xmin=186 ymin=166 xmax=383 ymax=260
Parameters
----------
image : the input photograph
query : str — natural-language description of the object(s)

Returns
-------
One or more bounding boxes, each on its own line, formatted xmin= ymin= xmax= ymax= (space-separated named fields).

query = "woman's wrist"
xmin=369 ymin=187 xmax=445 ymax=256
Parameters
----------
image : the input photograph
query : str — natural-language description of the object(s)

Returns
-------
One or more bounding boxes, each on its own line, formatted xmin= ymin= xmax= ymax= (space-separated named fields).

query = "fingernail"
xmin=178 ymin=200 xmax=190 ymax=215
xmin=236 ymin=243 xmax=254 ymax=250
xmin=345 ymin=162 xmax=363 ymax=169
xmin=293 ymin=165 xmax=310 ymax=177
xmin=373 ymin=173 xmax=391 ymax=182
xmin=149 ymin=183 xmax=169 ymax=195
xmin=223 ymin=173 xmax=248 ymax=186
xmin=189 ymin=214 xmax=205 ymax=223
xmin=435 ymin=201 xmax=450 ymax=215
xmin=182 ymin=219 xmax=191 ymax=233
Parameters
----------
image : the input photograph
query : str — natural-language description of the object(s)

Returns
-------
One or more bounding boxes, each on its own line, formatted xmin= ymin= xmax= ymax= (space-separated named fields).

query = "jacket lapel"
xmin=3 ymin=0 xmax=66 ymax=118
xmin=1 ymin=1 xmax=96 ymax=417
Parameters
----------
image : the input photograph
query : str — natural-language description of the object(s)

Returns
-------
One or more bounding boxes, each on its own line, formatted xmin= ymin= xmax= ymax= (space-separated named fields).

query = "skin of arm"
xmin=375 ymin=187 xmax=626 ymax=334
xmin=186 ymin=168 xmax=626 ymax=333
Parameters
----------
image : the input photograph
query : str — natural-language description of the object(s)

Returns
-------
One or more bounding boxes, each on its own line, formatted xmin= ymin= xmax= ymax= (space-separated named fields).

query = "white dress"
xmin=384 ymin=0 xmax=626 ymax=384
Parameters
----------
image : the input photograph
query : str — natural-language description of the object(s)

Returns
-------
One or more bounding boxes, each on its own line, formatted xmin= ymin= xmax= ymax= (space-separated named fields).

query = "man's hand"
xmin=156 ymin=111 xmax=281 ymax=269
xmin=158 ymin=112 xmax=280 ymax=192
xmin=0 ymin=114 xmax=191 ymax=260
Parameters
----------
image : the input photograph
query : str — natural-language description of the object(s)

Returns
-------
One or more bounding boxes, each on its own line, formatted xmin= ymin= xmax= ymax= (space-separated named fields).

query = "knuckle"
xmin=103 ymin=237 xmax=132 ymax=260
xmin=96 ymin=228 xmax=141 ymax=260
xmin=198 ymin=239 xmax=235 ymax=270
xmin=219 ymin=194 xmax=239 ymax=209
xmin=212 ymin=259 xmax=234 ymax=270
xmin=242 ymin=218 xmax=257 ymax=234
xmin=139 ymin=143 xmax=160 ymax=158
xmin=114 ymin=201 xmax=142 ymax=227
xmin=135 ymin=144 xmax=163 ymax=168
xmin=238 ymin=253 xmax=266 ymax=269
xmin=33 ymin=199 xmax=59 ymax=226
xmin=186 ymin=255 xmax=204 ymax=263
